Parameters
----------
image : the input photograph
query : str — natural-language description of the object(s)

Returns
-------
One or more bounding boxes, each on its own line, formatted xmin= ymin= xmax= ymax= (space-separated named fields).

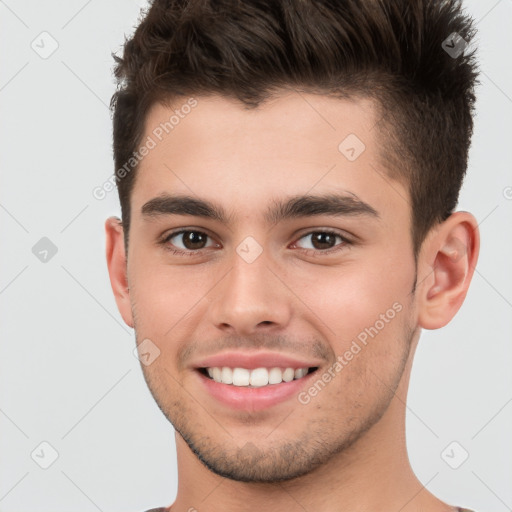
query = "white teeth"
xmin=294 ymin=368 xmax=308 ymax=379
xmin=232 ymin=368 xmax=250 ymax=386
xmin=212 ymin=367 xmax=222 ymax=383
xmin=282 ymin=368 xmax=295 ymax=382
xmin=249 ymin=368 xmax=269 ymax=387
xmin=221 ymin=367 xmax=233 ymax=384
xmin=268 ymin=367 xmax=283 ymax=385
xmin=204 ymin=366 xmax=311 ymax=387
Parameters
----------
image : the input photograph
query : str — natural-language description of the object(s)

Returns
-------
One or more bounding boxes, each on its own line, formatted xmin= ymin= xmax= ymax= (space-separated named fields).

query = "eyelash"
xmin=159 ymin=229 xmax=351 ymax=257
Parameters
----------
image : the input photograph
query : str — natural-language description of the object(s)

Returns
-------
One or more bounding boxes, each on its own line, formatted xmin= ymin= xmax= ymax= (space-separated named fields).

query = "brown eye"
xmin=164 ymin=230 xmax=216 ymax=251
xmin=181 ymin=231 xmax=208 ymax=250
xmin=294 ymin=231 xmax=348 ymax=252
xmin=310 ymin=232 xmax=337 ymax=250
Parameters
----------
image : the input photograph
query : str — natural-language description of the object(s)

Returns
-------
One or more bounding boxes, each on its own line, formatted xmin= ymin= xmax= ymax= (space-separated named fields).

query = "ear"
xmin=417 ymin=211 xmax=480 ymax=330
xmin=105 ymin=216 xmax=134 ymax=328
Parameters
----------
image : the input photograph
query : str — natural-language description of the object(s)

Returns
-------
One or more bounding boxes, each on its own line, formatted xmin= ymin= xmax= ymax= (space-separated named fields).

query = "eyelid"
xmin=293 ymin=227 xmax=352 ymax=241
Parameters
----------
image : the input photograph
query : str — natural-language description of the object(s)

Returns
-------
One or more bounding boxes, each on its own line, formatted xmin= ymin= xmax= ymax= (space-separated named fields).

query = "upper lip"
xmin=192 ymin=351 xmax=323 ymax=370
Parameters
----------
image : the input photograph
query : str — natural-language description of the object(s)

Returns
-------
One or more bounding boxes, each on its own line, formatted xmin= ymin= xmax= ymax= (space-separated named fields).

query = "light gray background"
xmin=0 ymin=1 xmax=511 ymax=511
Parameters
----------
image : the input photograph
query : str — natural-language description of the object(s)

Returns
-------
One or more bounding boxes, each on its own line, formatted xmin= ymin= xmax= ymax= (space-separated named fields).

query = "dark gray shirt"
xmin=143 ymin=507 xmax=477 ymax=511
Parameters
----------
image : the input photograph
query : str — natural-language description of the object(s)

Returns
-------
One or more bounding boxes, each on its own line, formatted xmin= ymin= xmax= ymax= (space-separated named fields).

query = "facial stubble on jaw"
xmin=137 ymin=330 xmax=416 ymax=483
xmin=132 ymin=270 xmax=418 ymax=483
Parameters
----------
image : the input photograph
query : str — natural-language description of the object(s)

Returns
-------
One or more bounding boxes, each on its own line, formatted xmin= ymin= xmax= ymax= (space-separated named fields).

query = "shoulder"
xmin=142 ymin=508 xmax=167 ymax=512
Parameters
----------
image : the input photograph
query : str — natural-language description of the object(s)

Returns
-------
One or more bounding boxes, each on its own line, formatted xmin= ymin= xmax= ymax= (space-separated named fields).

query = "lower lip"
xmin=196 ymin=369 xmax=318 ymax=411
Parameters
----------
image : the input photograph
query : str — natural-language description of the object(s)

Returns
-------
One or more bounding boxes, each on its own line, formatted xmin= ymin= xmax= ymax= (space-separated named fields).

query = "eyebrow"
xmin=141 ymin=192 xmax=380 ymax=225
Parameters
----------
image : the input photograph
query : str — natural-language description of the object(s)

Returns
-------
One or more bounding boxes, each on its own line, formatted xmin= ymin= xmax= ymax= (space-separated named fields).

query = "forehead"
xmin=132 ymin=91 xmax=408 ymax=225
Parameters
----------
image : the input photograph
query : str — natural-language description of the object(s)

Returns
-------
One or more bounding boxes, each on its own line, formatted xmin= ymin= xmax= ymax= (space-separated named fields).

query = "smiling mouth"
xmin=198 ymin=366 xmax=318 ymax=388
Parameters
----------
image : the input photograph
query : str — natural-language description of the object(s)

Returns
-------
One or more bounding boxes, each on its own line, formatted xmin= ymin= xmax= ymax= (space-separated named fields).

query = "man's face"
xmin=124 ymin=92 xmax=419 ymax=481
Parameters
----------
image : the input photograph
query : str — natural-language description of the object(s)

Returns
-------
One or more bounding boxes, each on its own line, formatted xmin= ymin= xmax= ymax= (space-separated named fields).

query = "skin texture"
xmin=105 ymin=91 xmax=479 ymax=512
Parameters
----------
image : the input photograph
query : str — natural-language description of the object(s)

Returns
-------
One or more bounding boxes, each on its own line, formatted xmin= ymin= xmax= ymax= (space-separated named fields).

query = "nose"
xmin=207 ymin=250 xmax=292 ymax=336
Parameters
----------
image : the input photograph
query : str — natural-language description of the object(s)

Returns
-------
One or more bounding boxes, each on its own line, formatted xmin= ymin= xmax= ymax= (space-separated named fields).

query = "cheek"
xmin=292 ymin=251 xmax=414 ymax=347
xmin=128 ymin=257 xmax=214 ymax=340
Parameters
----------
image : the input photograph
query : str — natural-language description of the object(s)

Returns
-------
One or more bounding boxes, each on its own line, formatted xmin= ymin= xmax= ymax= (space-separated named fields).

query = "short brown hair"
xmin=110 ymin=0 xmax=478 ymax=256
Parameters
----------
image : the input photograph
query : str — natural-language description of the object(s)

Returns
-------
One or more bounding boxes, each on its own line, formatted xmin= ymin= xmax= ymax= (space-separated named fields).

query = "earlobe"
xmin=105 ymin=216 xmax=134 ymax=328
xmin=417 ymin=212 xmax=480 ymax=330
